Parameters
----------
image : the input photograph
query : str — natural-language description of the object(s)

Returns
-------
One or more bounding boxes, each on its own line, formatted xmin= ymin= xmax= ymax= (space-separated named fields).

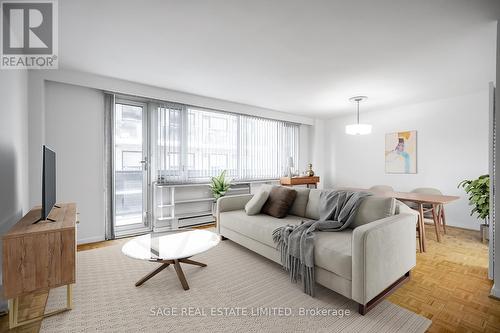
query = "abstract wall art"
xmin=385 ymin=130 xmax=417 ymax=174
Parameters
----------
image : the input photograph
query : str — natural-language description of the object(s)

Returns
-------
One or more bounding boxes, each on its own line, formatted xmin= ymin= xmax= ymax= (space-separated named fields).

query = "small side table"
xmin=280 ymin=176 xmax=320 ymax=189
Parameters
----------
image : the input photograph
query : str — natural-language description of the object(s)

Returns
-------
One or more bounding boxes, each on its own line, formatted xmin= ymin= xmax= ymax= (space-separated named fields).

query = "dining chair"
xmin=396 ymin=200 xmax=422 ymax=252
xmin=369 ymin=185 xmax=394 ymax=194
xmin=408 ymin=187 xmax=446 ymax=242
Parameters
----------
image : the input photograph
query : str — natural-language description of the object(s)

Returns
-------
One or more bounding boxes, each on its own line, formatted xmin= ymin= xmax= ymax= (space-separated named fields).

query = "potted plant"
xmin=458 ymin=174 xmax=490 ymax=243
xmin=209 ymin=170 xmax=232 ymax=215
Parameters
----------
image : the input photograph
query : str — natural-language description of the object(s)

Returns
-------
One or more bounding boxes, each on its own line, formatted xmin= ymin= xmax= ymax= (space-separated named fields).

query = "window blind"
xmin=239 ymin=115 xmax=299 ymax=180
xmin=156 ymin=104 xmax=183 ymax=182
xmin=156 ymin=105 xmax=299 ymax=183
xmin=187 ymin=107 xmax=239 ymax=181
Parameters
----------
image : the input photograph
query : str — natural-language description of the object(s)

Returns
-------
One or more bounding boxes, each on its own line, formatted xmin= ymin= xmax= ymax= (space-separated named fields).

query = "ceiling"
xmin=59 ymin=0 xmax=500 ymax=117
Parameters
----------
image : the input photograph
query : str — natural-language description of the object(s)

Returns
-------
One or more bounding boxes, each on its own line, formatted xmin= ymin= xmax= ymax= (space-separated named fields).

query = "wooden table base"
xmin=135 ymin=258 xmax=207 ymax=290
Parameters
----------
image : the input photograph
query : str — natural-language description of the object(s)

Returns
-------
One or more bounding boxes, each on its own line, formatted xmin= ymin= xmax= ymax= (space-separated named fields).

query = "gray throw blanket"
xmin=272 ymin=190 xmax=371 ymax=296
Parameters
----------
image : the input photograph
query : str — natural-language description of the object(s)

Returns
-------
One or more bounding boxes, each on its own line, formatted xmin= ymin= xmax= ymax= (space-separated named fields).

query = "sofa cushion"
xmin=219 ymin=210 xmax=353 ymax=280
xmin=220 ymin=210 xmax=304 ymax=248
xmin=289 ymin=187 xmax=310 ymax=217
xmin=261 ymin=186 xmax=297 ymax=218
xmin=245 ymin=191 xmax=270 ymax=215
xmin=350 ymin=196 xmax=396 ymax=228
xmin=304 ymin=189 xmax=323 ymax=220
xmin=314 ymin=230 xmax=353 ymax=280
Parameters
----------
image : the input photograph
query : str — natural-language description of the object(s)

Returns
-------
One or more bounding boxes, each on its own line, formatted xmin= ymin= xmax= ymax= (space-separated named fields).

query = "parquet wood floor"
xmin=1 ymin=223 xmax=498 ymax=332
xmin=389 ymin=223 xmax=499 ymax=333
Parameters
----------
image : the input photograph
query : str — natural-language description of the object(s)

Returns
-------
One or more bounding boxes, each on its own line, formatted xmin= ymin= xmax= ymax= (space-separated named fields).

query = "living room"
xmin=1 ymin=1 xmax=500 ymax=332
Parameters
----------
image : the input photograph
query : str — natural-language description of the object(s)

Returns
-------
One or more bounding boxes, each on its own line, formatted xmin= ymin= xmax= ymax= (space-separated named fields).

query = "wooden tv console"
xmin=2 ymin=203 xmax=77 ymax=328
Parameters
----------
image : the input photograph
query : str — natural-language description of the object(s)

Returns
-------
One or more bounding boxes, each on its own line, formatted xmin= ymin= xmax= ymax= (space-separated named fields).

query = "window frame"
xmin=112 ymin=97 xmax=152 ymax=236
xmin=115 ymin=96 xmax=301 ymax=184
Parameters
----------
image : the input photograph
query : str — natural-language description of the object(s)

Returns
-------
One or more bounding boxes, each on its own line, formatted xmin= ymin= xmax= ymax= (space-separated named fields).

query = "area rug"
xmin=41 ymin=239 xmax=431 ymax=332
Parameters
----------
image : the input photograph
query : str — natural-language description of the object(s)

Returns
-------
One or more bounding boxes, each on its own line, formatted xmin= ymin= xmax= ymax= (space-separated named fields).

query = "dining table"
xmin=338 ymin=188 xmax=460 ymax=252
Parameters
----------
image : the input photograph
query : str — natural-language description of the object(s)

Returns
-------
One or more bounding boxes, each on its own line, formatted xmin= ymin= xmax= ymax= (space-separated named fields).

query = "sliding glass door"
xmin=113 ymin=99 xmax=151 ymax=236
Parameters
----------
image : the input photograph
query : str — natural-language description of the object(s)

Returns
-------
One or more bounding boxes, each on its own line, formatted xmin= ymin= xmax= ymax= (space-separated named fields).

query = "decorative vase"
xmin=212 ymin=200 xmax=217 ymax=217
xmin=305 ymin=163 xmax=315 ymax=177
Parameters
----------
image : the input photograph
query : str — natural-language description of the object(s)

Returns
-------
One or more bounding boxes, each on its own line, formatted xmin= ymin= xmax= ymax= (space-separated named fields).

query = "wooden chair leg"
xmin=440 ymin=205 xmax=447 ymax=234
xmin=418 ymin=203 xmax=426 ymax=252
xmin=417 ymin=215 xmax=423 ymax=253
xmin=431 ymin=205 xmax=441 ymax=242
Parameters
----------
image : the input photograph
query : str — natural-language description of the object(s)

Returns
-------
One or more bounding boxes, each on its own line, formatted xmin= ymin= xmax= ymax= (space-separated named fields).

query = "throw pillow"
xmin=289 ymin=187 xmax=310 ymax=217
xmin=261 ymin=186 xmax=298 ymax=218
xmin=304 ymin=189 xmax=322 ymax=220
xmin=350 ymin=197 xmax=396 ymax=228
xmin=245 ymin=191 xmax=270 ymax=215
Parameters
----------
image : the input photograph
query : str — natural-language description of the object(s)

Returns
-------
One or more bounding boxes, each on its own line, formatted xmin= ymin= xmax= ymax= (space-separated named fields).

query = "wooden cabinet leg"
xmin=8 ymin=284 xmax=73 ymax=329
xmin=8 ymin=298 xmax=17 ymax=328
xmin=67 ymin=284 xmax=73 ymax=309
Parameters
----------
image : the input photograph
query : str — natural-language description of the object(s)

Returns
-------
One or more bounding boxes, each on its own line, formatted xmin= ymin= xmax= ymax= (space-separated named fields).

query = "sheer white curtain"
xmin=240 ymin=115 xmax=299 ymax=180
xmin=156 ymin=105 xmax=299 ymax=182
xmin=156 ymin=103 xmax=183 ymax=182
xmin=187 ymin=107 xmax=238 ymax=181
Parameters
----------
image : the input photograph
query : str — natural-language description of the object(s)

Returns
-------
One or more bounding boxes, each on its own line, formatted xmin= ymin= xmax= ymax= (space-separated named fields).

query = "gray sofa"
xmin=216 ymin=186 xmax=418 ymax=315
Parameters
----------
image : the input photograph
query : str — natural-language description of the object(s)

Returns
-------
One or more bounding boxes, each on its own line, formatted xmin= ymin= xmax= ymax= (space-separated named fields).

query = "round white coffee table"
xmin=122 ymin=229 xmax=220 ymax=290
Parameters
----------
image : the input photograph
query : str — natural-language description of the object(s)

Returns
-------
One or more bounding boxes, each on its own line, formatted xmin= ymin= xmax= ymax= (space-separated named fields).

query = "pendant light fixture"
xmin=345 ymin=96 xmax=372 ymax=135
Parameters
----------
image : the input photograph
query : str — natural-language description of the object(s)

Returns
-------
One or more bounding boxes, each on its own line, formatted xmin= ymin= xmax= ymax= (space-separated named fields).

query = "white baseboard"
xmin=490 ymin=283 xmax=500 ymax=299
xmin=77 ymin=236 xmax=105 ymax=245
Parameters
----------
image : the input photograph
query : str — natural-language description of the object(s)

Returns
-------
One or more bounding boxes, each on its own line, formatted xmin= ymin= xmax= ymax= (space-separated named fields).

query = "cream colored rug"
xmin=41 ymin=240 xmax=430 ymax=332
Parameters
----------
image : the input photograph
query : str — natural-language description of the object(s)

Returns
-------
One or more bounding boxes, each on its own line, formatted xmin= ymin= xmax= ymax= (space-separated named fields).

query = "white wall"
xmin=29 ymin=71 xmax=315 ymax=244
xmin=0 ymin=70 xmax=29 ymax=311
xmin=326 ymin=91 xmax=489 ymax=230
xmin=30 ymin=69 xmax=314 ymax=125
xmin=298 ymin=124 xmax=312 ymax=174
xmin=45 ymin=82 xmax=105 ymax=244
xmin=310 ymin=119 xmax=327 ymax=189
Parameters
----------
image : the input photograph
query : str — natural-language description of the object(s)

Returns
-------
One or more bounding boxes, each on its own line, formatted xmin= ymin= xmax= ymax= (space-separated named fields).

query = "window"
xmin=115 ymin=104 xmax=142 ymax=140
xmin=240 ymin=115 xmax=299 ymax=180
xmin=121 ymin=106 xmax=142 ymax=121
xmin=155 ymin=104 xmax=299 ymax=183
xmin=156 ymin=104 xmax=183 ymax=182
xmin=122 ymin=151 xmax=142 ymax=170
xmin=187 ymin=107 xmax=238 ymax=180
xmin=113 ymin=101 xmax=147 ymax=228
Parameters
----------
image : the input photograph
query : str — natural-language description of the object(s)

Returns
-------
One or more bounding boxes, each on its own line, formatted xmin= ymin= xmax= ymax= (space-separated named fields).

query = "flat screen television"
xmin=39 ymin=145 xmax=57 ymax=222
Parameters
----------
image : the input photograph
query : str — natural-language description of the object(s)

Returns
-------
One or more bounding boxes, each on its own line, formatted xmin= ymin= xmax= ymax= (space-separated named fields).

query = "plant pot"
xmin=211 ymin=201 xmax=217 ymax=217
xmin=480 ymin=224 xmax=489 ymax=243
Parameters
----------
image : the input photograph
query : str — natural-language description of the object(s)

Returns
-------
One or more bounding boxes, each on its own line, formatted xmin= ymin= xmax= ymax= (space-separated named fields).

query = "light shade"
xmin=345 ymin=123 xmax=372 ymax=135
